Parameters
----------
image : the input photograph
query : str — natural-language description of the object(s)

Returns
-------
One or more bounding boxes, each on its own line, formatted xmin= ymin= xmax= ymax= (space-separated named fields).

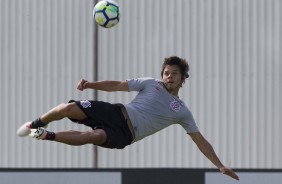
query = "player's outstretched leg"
xmin=17 ymin=102 xmax=87 ymax=137
xmin=29 ymin=128 xmax=107 ymax=146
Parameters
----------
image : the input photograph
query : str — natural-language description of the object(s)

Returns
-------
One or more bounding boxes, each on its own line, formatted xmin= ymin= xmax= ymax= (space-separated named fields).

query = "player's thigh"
xmin=63 ymin=102 xmax=87 ymax=120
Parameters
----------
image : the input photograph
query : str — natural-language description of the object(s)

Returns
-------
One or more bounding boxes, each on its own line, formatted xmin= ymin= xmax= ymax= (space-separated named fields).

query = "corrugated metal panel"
xmin=1 ymin=0 xmax=281 ymax=169
xmin=97 ymin=0 xmax=282 ymax=168
xmin=0 ymin=0 xmax=96 ymax=167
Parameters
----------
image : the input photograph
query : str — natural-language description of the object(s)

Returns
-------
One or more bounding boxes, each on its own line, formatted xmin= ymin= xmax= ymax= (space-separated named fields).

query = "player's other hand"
xmin=77 ymin=79 xmax=89 ymax=91
xmin=219 ymin=166 xmax=239 ymax=180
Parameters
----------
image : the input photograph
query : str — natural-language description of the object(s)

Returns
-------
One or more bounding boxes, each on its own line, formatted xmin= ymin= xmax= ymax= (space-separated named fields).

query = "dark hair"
xmin=161 ymin=56 xmax=189 ymax=83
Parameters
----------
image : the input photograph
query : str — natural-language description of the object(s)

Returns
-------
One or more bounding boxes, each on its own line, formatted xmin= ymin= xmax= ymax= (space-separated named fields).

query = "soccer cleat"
xmin=17 ymin=122 xmax=33 ymax=137
xmin=17 ymin=122 xmax=48 ymax=137
xmin=29 ymin=127 xmax=48 ymax=140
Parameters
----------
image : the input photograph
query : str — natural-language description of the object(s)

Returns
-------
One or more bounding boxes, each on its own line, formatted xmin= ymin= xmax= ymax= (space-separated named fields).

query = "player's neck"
xmin=169 ymin=89 xmax=179 ymax=97
xmin=163 ymin=84 xmax=180 ymax=97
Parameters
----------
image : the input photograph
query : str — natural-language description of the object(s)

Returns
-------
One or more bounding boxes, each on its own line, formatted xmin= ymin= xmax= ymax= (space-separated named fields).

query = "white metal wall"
xmin=0 ymin=0 xmax=96 ymax=167
xmin=97 ymin=0 xmax=282 ymax=168
xmin=1 ymin=0 xmax=281 ymax=169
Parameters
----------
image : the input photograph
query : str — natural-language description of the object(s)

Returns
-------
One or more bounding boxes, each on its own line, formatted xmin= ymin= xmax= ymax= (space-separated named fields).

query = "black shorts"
xmin=68 ymin=100 xmax=133 ymax=149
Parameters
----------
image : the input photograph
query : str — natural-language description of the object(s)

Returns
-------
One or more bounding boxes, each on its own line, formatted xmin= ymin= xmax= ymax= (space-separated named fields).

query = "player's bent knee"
xmin=57 ymin=103 xmax=85 ymax=119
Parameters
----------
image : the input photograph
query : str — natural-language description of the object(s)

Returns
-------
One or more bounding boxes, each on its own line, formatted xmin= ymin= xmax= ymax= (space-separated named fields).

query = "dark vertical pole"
xmin=93 ymin=0 xmax=99 ymax=169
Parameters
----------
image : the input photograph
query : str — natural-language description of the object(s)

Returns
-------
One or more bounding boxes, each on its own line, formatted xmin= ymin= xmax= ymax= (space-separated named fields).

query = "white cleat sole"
xmin=17 ymin=122 xmax=32 ymax=137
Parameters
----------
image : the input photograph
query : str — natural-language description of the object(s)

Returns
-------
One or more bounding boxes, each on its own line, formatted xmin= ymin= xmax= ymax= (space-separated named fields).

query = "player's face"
xmin=162 ymin=65 xmax=183 ymax=95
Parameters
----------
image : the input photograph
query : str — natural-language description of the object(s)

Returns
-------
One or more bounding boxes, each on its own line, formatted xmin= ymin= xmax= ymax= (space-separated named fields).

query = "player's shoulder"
xmin=139 ymin=77 xmax=155 ymax=81
xmin=127 ymin=77 xmax=159 ymax=90
xmin=132 ymin=77 xmax=159 ymax=83
xmin=144 ymin=77 xmax=162 ymax=85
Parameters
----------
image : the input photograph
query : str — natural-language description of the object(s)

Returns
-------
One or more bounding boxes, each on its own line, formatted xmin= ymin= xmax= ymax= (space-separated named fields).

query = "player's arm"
xmin=77 ymin=79 xmax=129 ymax=92
xmin=189 ymin=132 xmax=239 ymax=180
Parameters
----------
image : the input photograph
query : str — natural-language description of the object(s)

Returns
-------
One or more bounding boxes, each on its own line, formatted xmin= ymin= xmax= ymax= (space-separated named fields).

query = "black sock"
xmin=31 ymin=118 xmax=46 ymax=128
xmin=44 ymin=131 xmax=56 ymax=141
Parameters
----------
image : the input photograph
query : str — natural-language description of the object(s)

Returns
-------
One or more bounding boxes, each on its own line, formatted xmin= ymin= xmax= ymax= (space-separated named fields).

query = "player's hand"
xmin=77 ymin=79 xmax=89 ymax=91
xmin=219 ymin=166 xmax=239 ymax=180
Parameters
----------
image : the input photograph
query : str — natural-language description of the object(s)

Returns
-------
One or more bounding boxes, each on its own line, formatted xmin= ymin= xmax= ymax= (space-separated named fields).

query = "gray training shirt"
xmin=124 ymin=77 xmax=199 ymax=142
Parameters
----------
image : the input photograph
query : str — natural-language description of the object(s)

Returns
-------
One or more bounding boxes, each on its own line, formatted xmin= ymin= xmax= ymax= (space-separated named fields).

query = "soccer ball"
xmin=93 ymin=0 xmax=120 ymax=28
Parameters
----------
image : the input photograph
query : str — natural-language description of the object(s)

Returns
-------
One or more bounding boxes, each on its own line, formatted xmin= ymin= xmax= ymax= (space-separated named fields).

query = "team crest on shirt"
xmin=170 ymin=99 xmax=181 ymax=112
xmin=80 ymin=100 xmax=91 ymax=108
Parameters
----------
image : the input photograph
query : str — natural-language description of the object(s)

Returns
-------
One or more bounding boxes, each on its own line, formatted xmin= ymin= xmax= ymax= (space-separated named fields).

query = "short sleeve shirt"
xmin=124 ymin=77 xmax=199 ymax=141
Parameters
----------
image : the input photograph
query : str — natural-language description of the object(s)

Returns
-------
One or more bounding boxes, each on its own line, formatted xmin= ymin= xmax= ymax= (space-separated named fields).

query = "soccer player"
xmin=17 ymin=56 xmax=239 ymax=180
